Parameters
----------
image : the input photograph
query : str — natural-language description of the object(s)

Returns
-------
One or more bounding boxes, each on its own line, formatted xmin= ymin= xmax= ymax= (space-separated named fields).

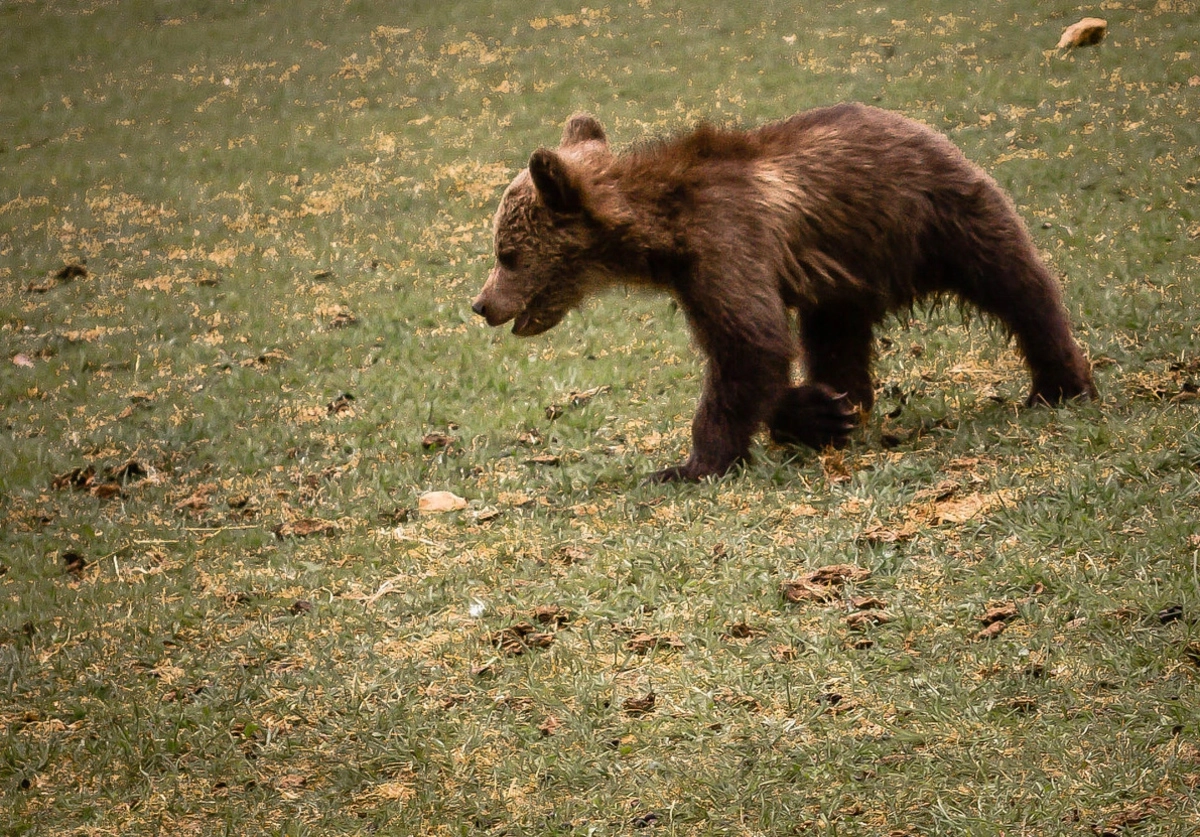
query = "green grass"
xmin=2 ymin=0 xmax=1199 ymax=834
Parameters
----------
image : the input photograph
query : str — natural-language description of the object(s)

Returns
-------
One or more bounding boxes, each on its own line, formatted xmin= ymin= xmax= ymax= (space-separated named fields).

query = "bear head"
xmin=472 ymin=114 xmax=619 ymax=337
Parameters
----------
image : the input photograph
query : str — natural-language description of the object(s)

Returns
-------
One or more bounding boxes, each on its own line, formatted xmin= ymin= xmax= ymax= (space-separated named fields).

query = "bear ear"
xmin=561 ymin=114 xmax=607 ymax=148
xmin=529 ymin=148 xmax=584 ymax=214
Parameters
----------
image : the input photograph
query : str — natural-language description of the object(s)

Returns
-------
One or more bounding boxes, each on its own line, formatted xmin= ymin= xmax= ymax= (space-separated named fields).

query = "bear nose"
xmin=471 ymin=299 xmax=488 ymax=318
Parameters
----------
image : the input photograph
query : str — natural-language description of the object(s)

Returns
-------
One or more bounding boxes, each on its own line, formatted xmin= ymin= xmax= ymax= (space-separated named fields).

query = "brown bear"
xmin=471 ymin=104 xmax=1096 ymax=482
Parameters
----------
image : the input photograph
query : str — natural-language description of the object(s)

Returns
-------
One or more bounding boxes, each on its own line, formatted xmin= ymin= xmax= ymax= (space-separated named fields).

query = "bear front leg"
xmin=649 ymin=347 xmax=791 ymax=483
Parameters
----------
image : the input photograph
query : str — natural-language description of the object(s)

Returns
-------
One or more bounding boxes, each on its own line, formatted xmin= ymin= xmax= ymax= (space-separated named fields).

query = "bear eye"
xmin=497 ymin=250 xmax=520 ymax=270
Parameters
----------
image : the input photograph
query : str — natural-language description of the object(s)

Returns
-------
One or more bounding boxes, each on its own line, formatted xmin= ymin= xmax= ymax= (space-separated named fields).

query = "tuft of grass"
xmin=2 ymin=1 xmax=1199 ymax=835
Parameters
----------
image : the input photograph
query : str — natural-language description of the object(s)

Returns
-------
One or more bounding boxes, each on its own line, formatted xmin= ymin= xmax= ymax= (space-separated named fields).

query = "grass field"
xmin=2 ymin=0 xmax=1199 ymax=834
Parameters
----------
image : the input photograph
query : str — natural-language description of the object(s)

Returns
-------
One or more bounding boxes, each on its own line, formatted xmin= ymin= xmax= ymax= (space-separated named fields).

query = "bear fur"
xmin=471 ymin=104 xmax=1096 ymax=481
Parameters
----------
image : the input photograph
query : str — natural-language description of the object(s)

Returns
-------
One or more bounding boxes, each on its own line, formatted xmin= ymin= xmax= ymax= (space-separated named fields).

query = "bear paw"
xmin=768 ymin=384 xmax=860 ymax=450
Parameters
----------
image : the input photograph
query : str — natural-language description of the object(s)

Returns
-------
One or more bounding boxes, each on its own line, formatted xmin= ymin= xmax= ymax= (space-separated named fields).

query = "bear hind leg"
xmin=950 ymin=243 xmax=1096 ymax=406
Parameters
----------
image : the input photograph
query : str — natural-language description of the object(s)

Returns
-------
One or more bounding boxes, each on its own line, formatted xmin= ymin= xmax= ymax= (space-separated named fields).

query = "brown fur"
xmin=472 ymin=104 xmax=1097 ymax=481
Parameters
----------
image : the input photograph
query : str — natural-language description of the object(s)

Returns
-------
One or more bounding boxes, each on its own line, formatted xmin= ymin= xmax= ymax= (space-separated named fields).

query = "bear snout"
xmin=470 ymin=293 xmax=518 ymax=327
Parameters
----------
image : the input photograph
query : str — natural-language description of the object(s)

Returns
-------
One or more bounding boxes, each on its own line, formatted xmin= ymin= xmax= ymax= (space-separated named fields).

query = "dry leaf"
xmin=845 ymin=610 xmax=892 ymax=629
xmin=809 ymin=564 xmax=871 ymax=586
xmin=89 ymin=482 xmax=122 ymax=500
xmin=1092 ymin=796 xmax=1170 ymax=835
xmin=491 ymin=623 xmax=555 ymax=656
xmin=533 ymin=605 xmax=571 ymax=626
xmin=62 ymin=551 xmax=88 ymax=576
xmin=625 ymin=633 xmax=684 ymax=653
xmin=851 ymin=596 xmax=888 ymax=610
xmin=52 ymin=466 xmax=95 ymax=491
xmin=1057 ymin=17 xmax=1107 ymax=50
xmin=326 ymin=392 xmax=355 ymax=415
xmin=12 ymin=353 xmax=35 ymax=368
xmin=783 ymin=564 xmax=870 ymax=604
xmin=976 ymin=621 xmax=1007 ymax=641
xmin=782 ymin=579 xmax=840 ymax=603
xmin=55 ymin=263 xmax=88 ymax=281
xmin=622 ymin=690 xmax=656 ymax=715
xmin=421 ymin=432 xmax=456 ymax=449
xmin=418 ymin=490 xmax=467 ymax=513
xmin=980 ymin=601 xmax=1019 ymax=625
xmin=821 ymin=450 xmax=852 ymax=483
xmin=858 ymin=520 xmax=920 ymax=544
xmin=723 ymin=621 xmax=764 ymax=639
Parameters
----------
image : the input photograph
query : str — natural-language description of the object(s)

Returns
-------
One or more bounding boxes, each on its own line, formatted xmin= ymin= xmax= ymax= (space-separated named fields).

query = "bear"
xmin=471 ymin=104 xmax=1097 ymax=482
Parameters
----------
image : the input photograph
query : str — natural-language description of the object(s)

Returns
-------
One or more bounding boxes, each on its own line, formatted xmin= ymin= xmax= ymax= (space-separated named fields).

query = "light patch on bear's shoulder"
xmin=752 ymin=161 xmax=804 ymax=215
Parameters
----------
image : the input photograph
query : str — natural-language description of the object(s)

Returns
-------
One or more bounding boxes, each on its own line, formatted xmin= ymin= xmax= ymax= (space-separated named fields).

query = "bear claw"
xmin=768 ymin=384 xmax=861 ymax=450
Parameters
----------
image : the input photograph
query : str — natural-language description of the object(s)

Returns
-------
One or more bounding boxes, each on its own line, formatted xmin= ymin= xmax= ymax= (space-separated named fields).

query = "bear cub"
xmin=472 ymin=104 xmax=1096 ymax=482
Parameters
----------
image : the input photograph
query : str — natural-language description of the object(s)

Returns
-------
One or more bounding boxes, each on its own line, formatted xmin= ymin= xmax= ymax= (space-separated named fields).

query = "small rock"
xmin=418 ymin=491 xmax=467 ymax=513
xmin=1057 ymin=17 xmax=1107 ymax=50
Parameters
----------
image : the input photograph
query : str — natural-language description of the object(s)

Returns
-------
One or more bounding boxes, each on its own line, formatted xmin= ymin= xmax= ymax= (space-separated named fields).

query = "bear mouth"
xmin=512 ymin=308 xmax=559 ymax=337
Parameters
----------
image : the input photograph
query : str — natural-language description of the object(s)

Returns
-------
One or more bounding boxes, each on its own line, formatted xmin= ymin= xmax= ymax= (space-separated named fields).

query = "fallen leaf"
xmin=61 ymin=551 xmax=88 ymax=576
xmin=631 ymin=811 xmax=660 ymax=828
xmin=326 ymin=392 xmax=355 ymax=415
xmin=545 ymin=385 xmax=610 ymax=419
xmin=622 ymin=690 xmax=656 ymax=715
xmin=175 ymin=490 xmax=212 ymax=512
xmin=851 ymin=596 xmax=888 ymax=611
xmin=516 ymin=429 xmax=543 ymax=446
xmin=845 ymin=610 xmax=892 ymax=629
xmin=55 ymin=263 xmax=88 ymax=281
xmin=556 ymin=545 xmax=590 ymax=564
xmin=12 ymin=353 xmax=35 ymax=368
xmin=980 ymin=601 xmax=1019 ymax=625
xmin=1091 ymin=796 xmax=1170 ymax=835
xmin=418 ymin=490 xmax=467 ymax=513
xmin=821 ymin=450 xmax=852 ymax=483
xmin=858 ymin=520 xmax=920 ymax=544
xmin=1157 ymin=604 xmax=1185 ymax=625
xmin=421 ymin=432 xmax=456 ymax=449
xmin=782 ymin=579 xmax=839 ymax=603
xmin=625 ymin=633 xmax=684 ymax=654
xmin=976 ymin=621 xmax=1007 ymax=641
xmin=783 ymin=564 xmax=870 ymax=603
xmin=1008 ymin=696 xmax=1038 ymax=713
xmin=818 ymin=691 xmax=855 ymax=714
xmin=932 ymin=490 xmax=1013 ymax=524
xmin=491 ymin=623 xmax=554 ymax=656
xmin=808 ymin=564 xmax=871 ymax=586
xmin=52 ymin=466 xmax=95 ymax=491
xmin=533 ymin=605 xmax=570 ymax=626
xmin=89 ymin=482 xmax=122 ymax=500
xmin=723 ymin=621 xmax=764 ymax=639
xmin=240 ymin=349 xmax=290 ymax=369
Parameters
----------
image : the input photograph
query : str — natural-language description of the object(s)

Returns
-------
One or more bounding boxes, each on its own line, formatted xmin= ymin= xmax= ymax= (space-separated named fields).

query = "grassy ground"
xmin=2 ymin=0 xmax=1199 ymax=834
